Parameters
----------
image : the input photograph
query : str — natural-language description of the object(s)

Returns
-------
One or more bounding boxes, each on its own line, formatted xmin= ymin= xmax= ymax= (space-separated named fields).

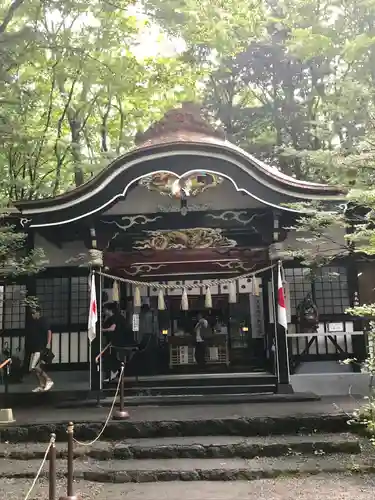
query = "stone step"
xmin=0 ymin=452 xmax=373 ymax=482
xmin=58 ymin=391 xmax=319 ymax=409
xmin=0 ymin=413 xmax=352 ymax=442
xmin=0 ymin=433 xmax=361 ymax=460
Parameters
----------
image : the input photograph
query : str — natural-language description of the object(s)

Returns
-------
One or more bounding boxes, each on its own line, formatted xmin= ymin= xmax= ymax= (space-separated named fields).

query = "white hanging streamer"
xmin=181 ymin=289 xmax=189 ymax=311
xmin=133 ymin=286 xmax=141 ymax=308
xmin=158 ymin=289 xmax=166 ymax=311
xmin=205 ymin=286 xmax=212 ymax=308
xmin=228 ymin=281 xmax=237 ymax=303
xmin=251 ymin=277 xmax=260 ymax=296
xmin=112 ymin=280 xmax=120 ymax=302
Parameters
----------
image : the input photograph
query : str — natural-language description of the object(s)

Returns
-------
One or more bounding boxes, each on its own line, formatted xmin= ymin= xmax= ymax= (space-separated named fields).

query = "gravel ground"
xmin=3 ymin=474 xmax=375 ymax=500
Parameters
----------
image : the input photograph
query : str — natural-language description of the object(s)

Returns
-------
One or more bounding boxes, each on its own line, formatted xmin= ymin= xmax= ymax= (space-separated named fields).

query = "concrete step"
xmin=0 ymin=434 xmax=361 ymax=460
xmin=0 ymin=452 xmax=373 ymax=482
xmin=119 ymin=372 xmax=277 ymax=389
xmin=104 ymin=384 xmax=277 ymax=396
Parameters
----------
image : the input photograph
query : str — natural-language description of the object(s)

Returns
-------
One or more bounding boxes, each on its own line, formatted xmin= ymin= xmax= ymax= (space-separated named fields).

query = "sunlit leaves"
xmin=0 ymin=0 xmax=201 ymax=199
xmin=145 ymin=0 xmax=266 ymax=55
xmin=287 ymin=28 xmax=334 ymax=61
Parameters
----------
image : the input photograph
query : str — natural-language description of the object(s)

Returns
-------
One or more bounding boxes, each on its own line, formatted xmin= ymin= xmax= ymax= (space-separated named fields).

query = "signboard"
xmin=179 ymin=346 xmax=189 ymax=364
xmin=132 ymin=313 xmax=139 ymax=332
xmin=327 ymin=322 xmax=344 ymax=333
xmin=250 ymin=291 xmax=265 ymax=338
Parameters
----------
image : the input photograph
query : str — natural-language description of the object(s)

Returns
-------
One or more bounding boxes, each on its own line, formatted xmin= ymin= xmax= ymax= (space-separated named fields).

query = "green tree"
xmin=145 ymin=0 xmax=265 ymax=54
xmin=147 ymin=0 xmax=375 ymax=439
xmin=0 ymin=1 xmax=45 ymax=286
xmin=0 ymin=0 xmax=200 ymax=200
xmin=147 ymin=0 xmax=375 ymax=181
xmin=0 ymin=0 xmax=201 ymax=290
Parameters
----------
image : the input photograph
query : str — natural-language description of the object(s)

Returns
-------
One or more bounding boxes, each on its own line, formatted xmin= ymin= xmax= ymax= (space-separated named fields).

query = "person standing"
xmin=194 ymin=312 xmax=210 ymax=368
xmin=28 ymin=307 xmax=54 ymax=392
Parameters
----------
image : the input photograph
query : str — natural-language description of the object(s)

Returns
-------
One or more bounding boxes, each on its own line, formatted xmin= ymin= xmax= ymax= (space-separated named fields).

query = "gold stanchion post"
xmin=113 ymin=362 xmax=129 ymax=420
xmin=59 ymin=422 xmax=80 ymax=500
xmin=49 ymin=433 xmax=56 ymax=500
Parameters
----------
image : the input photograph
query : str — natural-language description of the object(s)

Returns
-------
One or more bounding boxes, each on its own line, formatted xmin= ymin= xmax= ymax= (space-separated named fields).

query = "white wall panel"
xmin=69 ymin=332 xmax=79 ymax=363
xmin=79 ymin=331 xmax=89 ymax=363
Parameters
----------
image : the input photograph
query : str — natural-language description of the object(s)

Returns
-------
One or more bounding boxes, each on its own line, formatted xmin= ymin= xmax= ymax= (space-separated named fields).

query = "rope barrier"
xmin=73 ymin=364 xmax=124 ymax=447
xmin=23 ymin=434 xmax=55 ymax=500
xmin=0 ymin=358 xmax=12 ymax=370
xmin=113 ymin=362 xmax=129 ymax=420
xmin=98 ymin=262 xmax=276 ymax=289
xmin=95 ymin=343 xmax=111 ymax=364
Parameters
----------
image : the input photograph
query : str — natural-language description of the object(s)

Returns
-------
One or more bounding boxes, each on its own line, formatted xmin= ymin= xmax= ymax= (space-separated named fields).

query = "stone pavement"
xmin=3 ymin=474 xmax=375 ymax=500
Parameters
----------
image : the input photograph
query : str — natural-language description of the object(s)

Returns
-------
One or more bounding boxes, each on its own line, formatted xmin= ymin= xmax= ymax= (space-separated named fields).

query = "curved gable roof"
xmin=15 ymin=103 xmax=346 ymax=228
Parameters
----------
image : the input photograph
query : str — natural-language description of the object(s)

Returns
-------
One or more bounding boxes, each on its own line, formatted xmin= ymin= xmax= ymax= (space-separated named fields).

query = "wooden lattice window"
xmin=0 ymin=284 xmax=27 ymax=330
xmin=36 ymin=275 xmax=89 ymax=327
xmin=284 ymin=268 xmax=311 ymax=316
xmin=70 ymin=276 xmax=89 ymax=324
xmin=314 ymin=266 xmax=350 ymax=315
xmin=284 ymin=265 xmax=350 ymax=317
xmin=36 ymin=277 xmax=69 ymax=325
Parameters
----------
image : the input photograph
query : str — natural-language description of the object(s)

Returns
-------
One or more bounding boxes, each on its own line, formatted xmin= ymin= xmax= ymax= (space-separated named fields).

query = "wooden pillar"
xmin=349 ymin=258 xmax=367 ymax=367
xmin=262 ymin=268 xmax=274 ymax=373
xmin=24 ymin=229 xmax=36 ymax=372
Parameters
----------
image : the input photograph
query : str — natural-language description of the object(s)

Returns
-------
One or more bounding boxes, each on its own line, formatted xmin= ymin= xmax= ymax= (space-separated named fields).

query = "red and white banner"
xmin=277 ymin=263 xmax=288 ymax=331
xmin=88 ymin=273 xmax=98 ymax=343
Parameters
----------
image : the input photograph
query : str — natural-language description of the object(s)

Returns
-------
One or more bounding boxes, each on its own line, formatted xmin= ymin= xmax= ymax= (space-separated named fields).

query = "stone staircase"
xmin=0 ymin=433 xmax=372 ymax=483
xmin=0 ymin=412 xmax=373 ymax=485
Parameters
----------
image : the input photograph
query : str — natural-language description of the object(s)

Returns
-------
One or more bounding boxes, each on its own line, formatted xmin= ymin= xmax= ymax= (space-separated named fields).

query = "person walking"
xmin=102 ymin=302 xmax=134 ymax=382
xmin=28 ymin=307 xmax=54 ymax=392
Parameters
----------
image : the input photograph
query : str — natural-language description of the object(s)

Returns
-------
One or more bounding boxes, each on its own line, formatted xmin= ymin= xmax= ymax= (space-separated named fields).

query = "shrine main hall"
xmin=2 ymin=103 xmax=371 ymax=399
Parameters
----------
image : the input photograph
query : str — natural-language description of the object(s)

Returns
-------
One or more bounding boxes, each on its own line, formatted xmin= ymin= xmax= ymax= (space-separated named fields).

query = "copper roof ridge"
xmin=134 ymin=137 xmax=346 ymax=195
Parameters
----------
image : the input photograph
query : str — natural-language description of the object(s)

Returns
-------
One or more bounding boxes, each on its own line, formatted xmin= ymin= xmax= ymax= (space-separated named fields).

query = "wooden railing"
xmin=288 ymin=331 xmax=366 ymax=372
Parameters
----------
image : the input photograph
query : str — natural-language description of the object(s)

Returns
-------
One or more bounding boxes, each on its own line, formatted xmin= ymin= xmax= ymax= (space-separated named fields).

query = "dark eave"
xmin=16 ymin=139 xmax=345 ymax=211
xmin=13 ymin=139 xmax=347 ymax=229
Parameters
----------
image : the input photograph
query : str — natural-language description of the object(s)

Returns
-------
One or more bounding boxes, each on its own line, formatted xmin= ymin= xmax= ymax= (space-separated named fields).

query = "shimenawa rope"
xmin=97 ymin=262 xmax=276 ymax=289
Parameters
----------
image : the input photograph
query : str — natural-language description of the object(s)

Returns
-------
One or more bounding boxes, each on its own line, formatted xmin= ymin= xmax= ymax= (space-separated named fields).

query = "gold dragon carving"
xmin=139 ymin=172 xmax=223 ymax=199
xmin=133 ymin=228 xmax=237 ymax=250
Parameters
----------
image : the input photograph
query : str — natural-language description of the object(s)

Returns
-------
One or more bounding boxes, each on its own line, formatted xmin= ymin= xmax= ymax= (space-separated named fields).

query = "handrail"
xmin=288 ymin=331 xmax=364 ymax=337
xmin=0 ymin=358 xmax=12 ymax=370
xmin=95 ymin=343 xmax=111 ymax=364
